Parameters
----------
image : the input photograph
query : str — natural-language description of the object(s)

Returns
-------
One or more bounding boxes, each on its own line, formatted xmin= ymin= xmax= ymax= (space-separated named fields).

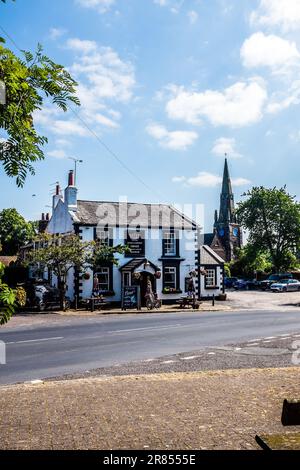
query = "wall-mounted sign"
xmin=125 ymin=230 xmax=145 ymax=258
xmin=121 ymin=285 xmax=141 ymax=310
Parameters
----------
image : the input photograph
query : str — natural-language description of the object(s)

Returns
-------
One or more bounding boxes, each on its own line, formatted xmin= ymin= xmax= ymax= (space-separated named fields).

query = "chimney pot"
xmin=56 ymin=184 xmax=60 ymax=196
xmin=41 ymin=213 xmax=45 ymax=221
xmin=68 ymin=170 xmax=75 ymax=187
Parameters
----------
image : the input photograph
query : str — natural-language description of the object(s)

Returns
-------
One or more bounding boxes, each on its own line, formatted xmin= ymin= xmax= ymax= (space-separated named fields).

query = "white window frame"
xmin=122 ymin=272 xmax=131 ymax=287
xmin=205 ymin=269 xmax=217 ymax=288
xmin=96 ymin=229 xmax=110 ymax=246
xmin=164 ymin=232 xmax=176 ymax=256
xmin=95 ymin=268 xmax=110 ymax=292
xmin=164 ymin=266 xmax=177 ymax=289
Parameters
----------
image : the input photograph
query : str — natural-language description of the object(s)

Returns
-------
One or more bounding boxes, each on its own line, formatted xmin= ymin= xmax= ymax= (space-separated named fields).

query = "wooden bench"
xmin=83 ymin=297 xmax=111 ymax=312
xmin=256 ymin=399 xmax=300 ymax=450
xmin=176 ymin=297 xmax=201 ymax=310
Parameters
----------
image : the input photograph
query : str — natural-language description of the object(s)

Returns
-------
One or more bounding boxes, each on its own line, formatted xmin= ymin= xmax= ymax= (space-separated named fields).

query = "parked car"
xmin=25 ymin=282 xmax=70 ymax=311
xmin=270 ymin=279 xmax=300 ymax=292
xmin=224 ymin=277 xmax=239 ymax=289
xmin=260 ymin=273 xmax=293 ymax=290
xmin=233 ymin=279 xmax=249 ymax=290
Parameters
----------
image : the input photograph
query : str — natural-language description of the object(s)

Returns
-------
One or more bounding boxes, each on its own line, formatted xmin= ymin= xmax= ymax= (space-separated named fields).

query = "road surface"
xmin=1 ymin=309 xmax=300 ymax=384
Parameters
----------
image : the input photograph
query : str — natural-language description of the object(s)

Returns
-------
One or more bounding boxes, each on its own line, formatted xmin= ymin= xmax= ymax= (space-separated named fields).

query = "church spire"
xmin=218 ymin=157 xmax=236 ymax=224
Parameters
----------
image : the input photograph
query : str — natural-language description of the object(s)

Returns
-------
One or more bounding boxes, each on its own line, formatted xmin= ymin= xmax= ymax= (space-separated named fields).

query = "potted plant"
xmin=82 ymin=272 xmax=91 ymax=280
xmin=155 ymin=271 xmax=162 ymax=279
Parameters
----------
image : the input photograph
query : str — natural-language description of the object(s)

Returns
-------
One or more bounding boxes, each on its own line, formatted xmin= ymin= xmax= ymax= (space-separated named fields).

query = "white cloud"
xmin=48 ymin=149 xmax=68 ymax=159
xmin=49 ymin=28 xmax=67 ymax=40
xmin=212 ymin=137 xmax=242 ymax=158
xmin=55 ymin=139 xmax=72 ymax=148
xmin=146 ymin=123 xmax=198 ymax=150
xmin=172 ymin=176 xmax=186 ymax=183
xmin=75 ymin=0 xmax=115 ymax=14
xmin=267 ymin=80 xmax=300 ymax=113
xmin=231 ymin=177 xmax=251 ymax=186
xmin=154 ymin=0 xmax=168 ymax=5
xmin=250 ymin=0 xmax=300 ymax=31
xmin=66 ymin=38 xmax=98 ymax=54
xmin=166 ymin=80 xmax=267 ymax=127
xmin=187 ymin=10 xmax=198 ymax=24
xmin=52 ymin=120 xmax=90 ymax=137
xmin=153 ymin=0 xmax=184 ymax=14
xmin=172 ymin=172 xmax=251 ymax=187
xmin=35 ymin=38 xmax=135 ymax=138
xmin=241 ymin=32 xmax=300 ymax=72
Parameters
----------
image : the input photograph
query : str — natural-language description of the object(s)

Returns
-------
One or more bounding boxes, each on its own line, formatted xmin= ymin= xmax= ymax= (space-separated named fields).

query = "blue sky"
xmin=1 ymin=0 xmax=300 ymax=231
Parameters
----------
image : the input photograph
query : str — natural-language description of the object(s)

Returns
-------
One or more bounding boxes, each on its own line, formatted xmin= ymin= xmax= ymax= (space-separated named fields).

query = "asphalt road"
xmin=1 ymin=309 xmax=300 ymax=385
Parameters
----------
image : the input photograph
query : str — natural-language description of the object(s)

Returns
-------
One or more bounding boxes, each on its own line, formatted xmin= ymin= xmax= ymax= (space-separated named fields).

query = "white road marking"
xmin=181 ymin=356 xmax=200 ymax=361
xmin=207 ymin=352 xmax=216 ymax=355
xmin=162 ymin=360 xmax=176 ymax=364
xmin=279 ymin=334 xmax=291 ymax=337
xmin=264 ymin=336 xmax=276 ymax=340
xmin=6 ymin=337 xmax=64 ymax=345
xmin=263 ymin=340 xmax=272 ymax=343
xmin=247 ymin=343 xmax=259 ymax=346
xmin=247 ymin=339 xmax=261 ymax=343
xmin=235 ymin=347 xmax=242 ymax=351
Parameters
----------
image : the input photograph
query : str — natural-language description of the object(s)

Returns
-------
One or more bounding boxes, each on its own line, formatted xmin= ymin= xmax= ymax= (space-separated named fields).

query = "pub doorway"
xmin=133 ymin=272 xmax=156 ymax=307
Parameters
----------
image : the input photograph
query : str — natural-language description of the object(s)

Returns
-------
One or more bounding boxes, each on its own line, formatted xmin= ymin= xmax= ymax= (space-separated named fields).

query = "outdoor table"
xmin=176 ymin=296 xmax=201 ymax=309
xmin=85 ymin=297 xmax=110 ymax=312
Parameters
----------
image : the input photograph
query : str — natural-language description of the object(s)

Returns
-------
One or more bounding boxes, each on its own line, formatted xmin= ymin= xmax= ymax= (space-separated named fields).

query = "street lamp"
xmin=68 ymin=157 xmax=83 ymax=185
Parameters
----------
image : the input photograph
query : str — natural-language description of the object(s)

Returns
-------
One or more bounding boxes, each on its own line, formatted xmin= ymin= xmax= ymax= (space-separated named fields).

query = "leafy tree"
xmin=230 ymin=245 xmax=273 ymax=278
xmin=89 ymin=242 xmax=130 ymax=267
xmin=0 ymin=260 xmax=26 ymax=325
xmin=236 ymin=187 xmax=300 ymax=272
xmin=28 ymin=234 xmax=91 ymax=310
xmin=0 ymin=38 xmax=80 ymax=186
xmin=0 ymin=208 xmax=36 ymax=255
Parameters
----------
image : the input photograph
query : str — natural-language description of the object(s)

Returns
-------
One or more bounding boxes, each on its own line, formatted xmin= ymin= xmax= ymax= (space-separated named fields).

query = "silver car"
xmin=270 ymin=279 xmax=300 ymax=292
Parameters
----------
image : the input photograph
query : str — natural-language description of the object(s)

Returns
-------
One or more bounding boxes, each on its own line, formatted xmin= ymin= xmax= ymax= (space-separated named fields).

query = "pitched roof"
xmin=0 ymin=256 xmax=17 ymax=267
xmin=72 ymin=200 xmax=199 ymax=230
xmin=200 ymin=245 xmax=224 ymax=265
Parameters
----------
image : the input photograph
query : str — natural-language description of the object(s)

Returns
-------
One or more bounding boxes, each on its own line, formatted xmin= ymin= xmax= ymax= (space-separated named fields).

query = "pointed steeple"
xmin=218 ymin=158 xmax=236 ymax=224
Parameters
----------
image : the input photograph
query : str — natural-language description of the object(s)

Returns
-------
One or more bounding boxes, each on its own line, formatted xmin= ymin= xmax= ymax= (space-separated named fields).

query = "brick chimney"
xmin=52 ymin=184 xmax=63 ymax=212
xmin=38 ymin=213 xmax=48 ymax=233
xmin=64 ymin=170 xmax=78 ymax=212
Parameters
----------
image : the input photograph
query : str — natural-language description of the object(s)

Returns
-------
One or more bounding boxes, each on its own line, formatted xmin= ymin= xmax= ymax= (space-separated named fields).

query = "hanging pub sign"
xmin=121 ymin=285 xmax=141 ymax=311
xmin=125 ymin=230 xmax=145 ymax=258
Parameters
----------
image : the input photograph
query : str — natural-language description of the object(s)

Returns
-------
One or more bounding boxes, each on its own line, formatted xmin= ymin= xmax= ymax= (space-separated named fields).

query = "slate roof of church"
xmin=71 ymin=200 xmax=199 ymax=230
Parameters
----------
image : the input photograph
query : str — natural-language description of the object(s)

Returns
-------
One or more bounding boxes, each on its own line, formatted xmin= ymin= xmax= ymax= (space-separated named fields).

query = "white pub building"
xmin=44 ymin=170 xmax=225 ymax=306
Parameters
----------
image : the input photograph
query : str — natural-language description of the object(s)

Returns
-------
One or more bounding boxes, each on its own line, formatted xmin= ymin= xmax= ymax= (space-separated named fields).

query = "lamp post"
xmin=68 ymin=157 xmax=83 ymax=185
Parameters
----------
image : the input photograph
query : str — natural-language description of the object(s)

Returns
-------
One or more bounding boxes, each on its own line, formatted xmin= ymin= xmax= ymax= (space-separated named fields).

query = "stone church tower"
xmin=205 ymin=159 xmax=243 ymax=262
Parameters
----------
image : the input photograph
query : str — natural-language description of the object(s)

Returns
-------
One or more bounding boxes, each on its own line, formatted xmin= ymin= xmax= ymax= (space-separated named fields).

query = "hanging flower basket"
xmin=133 ymin=272 xmax=141 ymax=280
xmin=82 ymin=272 xmax=91 ymax=280
xmin=155 ymin=271 xmax=162 ymax=279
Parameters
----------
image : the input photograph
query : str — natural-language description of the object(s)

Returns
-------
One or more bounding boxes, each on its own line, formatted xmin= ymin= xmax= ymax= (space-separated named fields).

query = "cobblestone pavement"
xmin=0 ymin=367 xmax=299 ymax=450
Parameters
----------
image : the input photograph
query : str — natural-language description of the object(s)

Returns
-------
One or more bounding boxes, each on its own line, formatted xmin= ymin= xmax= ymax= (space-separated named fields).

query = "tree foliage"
xmin=0 ymin=259 xmax=26 ymax=326
xmin=0 ymin=42 xmax=80 ymax=186
xmin=230 ymin=245 xmax=273 ymax=278
xmin=236 ymin=186 xmax=300 ymax=272
xmin=0 ymin=208 xmax=36 ymax=255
